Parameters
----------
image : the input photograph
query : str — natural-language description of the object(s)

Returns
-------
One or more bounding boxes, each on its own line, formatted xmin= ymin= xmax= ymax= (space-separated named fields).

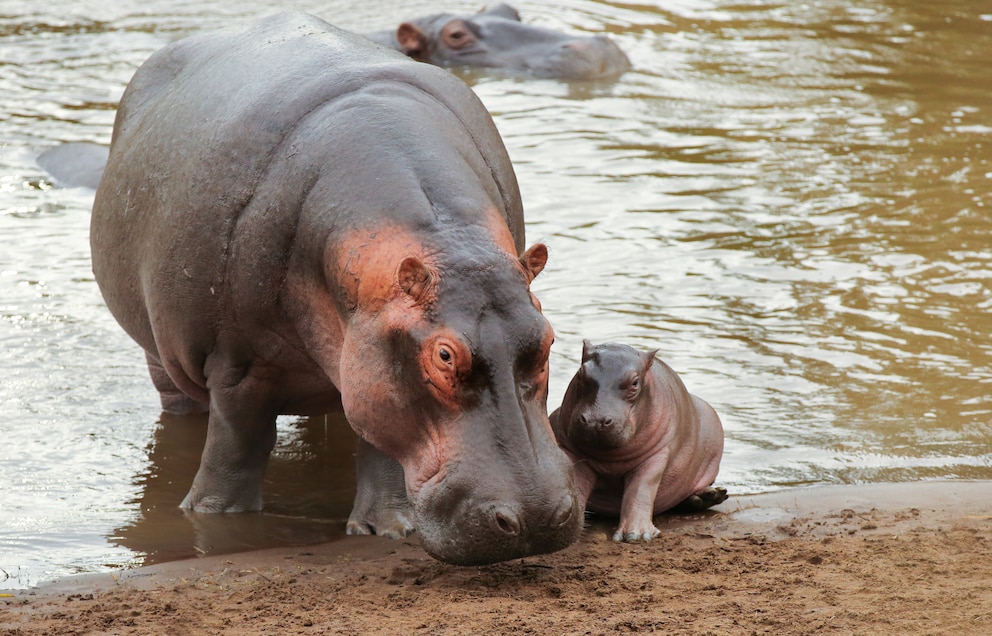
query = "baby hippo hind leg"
xmin=671 ymin=486 xmax=729 ymax=512
xmin=346 ymin=439 xmax=415 ymax=539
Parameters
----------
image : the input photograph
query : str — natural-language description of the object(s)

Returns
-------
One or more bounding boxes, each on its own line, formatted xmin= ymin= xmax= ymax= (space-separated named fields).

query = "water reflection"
xmin=113 ymin=412 xmax=358 ymax=565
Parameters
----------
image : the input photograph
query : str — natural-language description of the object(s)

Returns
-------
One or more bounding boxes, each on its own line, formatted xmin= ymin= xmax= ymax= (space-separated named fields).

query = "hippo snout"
xmin=572 ymin=411 xmax=633 ymax=450
xmin=413 ymin=470 xmax=583 ymax=566
xmin=489 ymin=492 xmax=576 ymax=536
xmin=546 ymin=36 xmax=630 ymax=79
xmin=578 ymin=412 xmax=616 ymax=431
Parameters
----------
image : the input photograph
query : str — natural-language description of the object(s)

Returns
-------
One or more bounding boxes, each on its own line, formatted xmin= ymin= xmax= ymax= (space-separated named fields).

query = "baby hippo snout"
xmin=578 ymin=412 xmax=615 ymax=431
xmin=573 ymin=411 xmax=632 ymax=450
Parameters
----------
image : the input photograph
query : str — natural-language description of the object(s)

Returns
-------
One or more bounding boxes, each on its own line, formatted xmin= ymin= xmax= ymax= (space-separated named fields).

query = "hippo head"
xmin=559 ymin=341 xmax=659 ymax=453
xmin=372 ymin=3 xmax=630 ymax=80
xmin=337 ymin=236 xmax=583 ymax=565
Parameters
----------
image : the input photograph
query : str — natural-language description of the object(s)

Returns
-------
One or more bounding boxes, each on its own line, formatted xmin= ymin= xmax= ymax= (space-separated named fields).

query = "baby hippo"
xmin=551 ymin=341 xmax=727 ymax=542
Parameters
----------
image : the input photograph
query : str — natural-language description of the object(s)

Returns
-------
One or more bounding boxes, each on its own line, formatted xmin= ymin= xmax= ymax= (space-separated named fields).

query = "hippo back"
xmin=91 ymin=11 xmax=524 ymax=366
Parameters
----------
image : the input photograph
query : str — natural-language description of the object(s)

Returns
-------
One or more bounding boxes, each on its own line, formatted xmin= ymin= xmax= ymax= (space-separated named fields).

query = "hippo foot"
xmin=673 ymin=486 xmax=729 ymax=512
xmin=348 ymin=438 xmax=416 ymax=539
xmin=611 ymin=523 xmax=660 ymax=543
xmin=346 ymin=507 xmax=416 ymax=539
xmin=179 ymin=489 xmax=263 ymax=513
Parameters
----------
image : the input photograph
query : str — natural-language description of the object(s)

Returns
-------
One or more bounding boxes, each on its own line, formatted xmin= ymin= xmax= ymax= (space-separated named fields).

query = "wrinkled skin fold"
xmin=91 ymin=11 xmax=582 ymax=566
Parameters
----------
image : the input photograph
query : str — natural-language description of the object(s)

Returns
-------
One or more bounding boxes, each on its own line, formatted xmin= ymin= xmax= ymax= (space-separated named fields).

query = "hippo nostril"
xmin=492 ymin=506 xmax=521 ymax=536
xmin=550 ymin=494 xmax=575 ymax=529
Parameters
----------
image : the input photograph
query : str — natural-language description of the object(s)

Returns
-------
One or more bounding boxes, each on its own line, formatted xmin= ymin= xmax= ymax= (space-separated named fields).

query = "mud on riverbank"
xmin=2 ymin=481 xmax=990 ymax=635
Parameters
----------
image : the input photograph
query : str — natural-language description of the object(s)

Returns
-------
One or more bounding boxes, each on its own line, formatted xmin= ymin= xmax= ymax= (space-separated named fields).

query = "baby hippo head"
xmin=559 ymin=340 xmax=657 ymax=452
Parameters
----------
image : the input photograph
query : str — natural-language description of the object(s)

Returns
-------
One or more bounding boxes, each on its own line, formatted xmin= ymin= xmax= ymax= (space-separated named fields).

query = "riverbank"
xmin=2 ymin=480 xmax=990 ymax=635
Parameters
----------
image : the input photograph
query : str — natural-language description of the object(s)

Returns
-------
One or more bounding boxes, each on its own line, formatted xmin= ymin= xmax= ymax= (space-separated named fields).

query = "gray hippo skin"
xmin=551 ymin=341 xmax=727 ymax=542
xmin=90 ymin=11 xmax=582 ymax=566
xmin=365 ymin=3 xmax=630 ymax=80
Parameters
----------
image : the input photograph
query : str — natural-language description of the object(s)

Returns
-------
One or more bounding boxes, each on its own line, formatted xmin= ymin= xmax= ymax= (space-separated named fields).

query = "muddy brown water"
xmin=1 ymin=0 xmax=989 ymax=589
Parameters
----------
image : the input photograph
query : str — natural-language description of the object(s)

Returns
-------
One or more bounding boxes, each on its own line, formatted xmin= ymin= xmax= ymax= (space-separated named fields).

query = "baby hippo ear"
xmin=397 ymin=22 xmax=428 ymax=59
xmin=519 ymin=242 xmax=548 ymax=283
xmin=642 ymin=348 xmax=659 ymax=373
xmin=398 ymin=255 xmax=434 ymax=303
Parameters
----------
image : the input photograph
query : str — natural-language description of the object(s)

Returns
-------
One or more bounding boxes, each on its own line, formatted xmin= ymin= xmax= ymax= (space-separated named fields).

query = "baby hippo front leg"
xmin=614 ymin=453 xmax=668 ymax=542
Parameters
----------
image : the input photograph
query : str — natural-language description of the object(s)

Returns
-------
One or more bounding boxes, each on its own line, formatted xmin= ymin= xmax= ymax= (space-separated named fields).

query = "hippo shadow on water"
xmin=112 ymin=411 xmax=362 ymax=566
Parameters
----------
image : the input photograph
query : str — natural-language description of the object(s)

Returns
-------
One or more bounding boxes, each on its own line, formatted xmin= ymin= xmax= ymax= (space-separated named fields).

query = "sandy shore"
xmin=2 ymin=480 xmax=990 ymax=635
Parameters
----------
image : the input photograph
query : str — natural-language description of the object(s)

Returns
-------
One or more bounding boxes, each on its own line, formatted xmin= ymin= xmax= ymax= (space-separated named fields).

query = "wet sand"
xmin=2 ymin=480 xmax=990 ymax=635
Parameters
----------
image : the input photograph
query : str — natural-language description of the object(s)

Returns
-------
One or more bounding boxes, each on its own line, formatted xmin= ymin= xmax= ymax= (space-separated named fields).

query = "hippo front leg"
xmin=346 ymin=439 xmax=415 ymax=539
xmin=615 ymin=454 xmax=669 ymax=542
xmin=180 ymin=369 xmax=278 ymax=513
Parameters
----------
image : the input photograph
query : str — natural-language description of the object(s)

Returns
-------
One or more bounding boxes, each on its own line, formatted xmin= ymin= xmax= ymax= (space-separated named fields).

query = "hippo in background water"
xmin=89 ymin=11 xmax=582 ymax=566
xmin=365 ymin=3 xmax=630 ymax=80
xmin=36 ymin=5 xmax=629 ymax=189
xmin=551 ymin=341 xmax=727 ymax=542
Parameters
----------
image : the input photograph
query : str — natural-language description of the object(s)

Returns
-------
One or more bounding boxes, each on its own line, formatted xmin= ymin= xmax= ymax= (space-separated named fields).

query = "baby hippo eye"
xmin=625 ymin=374 xmax=641 ymax=400
xmin=439 ymin=348 xmax=452 ymax=363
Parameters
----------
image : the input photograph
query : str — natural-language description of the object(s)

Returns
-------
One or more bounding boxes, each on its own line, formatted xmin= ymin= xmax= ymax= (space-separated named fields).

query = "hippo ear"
xmin=484 ymin=3 xmax=522 ymax=21
xmin=398 ymin=256 xmax=434 ymax=302
xmin=397 ymin=23 xmax=428 ymax=59
xmin=581 ymin=339 xmax=595 ymax=363
xmin=642 ymin=348 xmax=659 ymax=373
xmin=519 ymin=242 xmax=548 ymax=283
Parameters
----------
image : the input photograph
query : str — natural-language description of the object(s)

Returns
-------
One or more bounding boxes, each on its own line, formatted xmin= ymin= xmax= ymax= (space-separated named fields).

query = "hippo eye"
xmin=447 ymin=30 xmax=471 ymax=47
xmin=442 ymin=22 xmax=476 ymax=49
xmin=626 ymin=375 xmax=641 ymax=400
xmin=439 ymin=348 xmax=452 ymax=363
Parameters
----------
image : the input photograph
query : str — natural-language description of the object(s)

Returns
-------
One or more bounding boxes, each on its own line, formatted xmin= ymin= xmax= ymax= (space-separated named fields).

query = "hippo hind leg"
xmin=346 ymin=439 xmax=415 ymax=539
xmin=146 ymin=353 xmax=208 ymax=415
xmin=672 ymin=486 xmax=729 ymax=512
xmin=181 ymin=359 xmax=279 ymax=512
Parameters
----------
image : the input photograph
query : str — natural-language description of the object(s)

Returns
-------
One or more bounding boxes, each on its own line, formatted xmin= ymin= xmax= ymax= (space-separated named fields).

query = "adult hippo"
xmin=90 ymin=11 xmax=582 ymax=566
xmin=365 ymin=3 xmax=630 ymax=80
